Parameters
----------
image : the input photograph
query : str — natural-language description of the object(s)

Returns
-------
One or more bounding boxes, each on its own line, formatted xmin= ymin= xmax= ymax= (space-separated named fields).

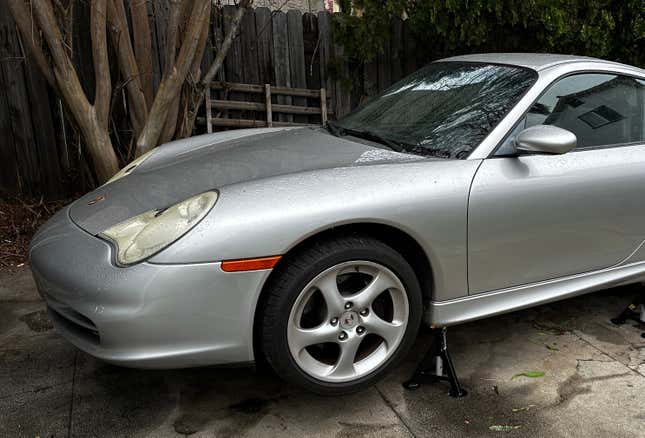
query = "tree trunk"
xmin=31 ymin=0 xmax=119 ymax=182
xmin=129 ymin=0 xmax=154 ymax=108
xmin=82 ymin=109 xmax=121 ymax=182
xmin=107 ymin=0 xmax=148 ymax=138
xmin=91 ymin=0 xmax=111 ymax=129
xmin=135 ymin=0 xmax=211 ymax=155
xmin=159 ymin=0 xmax=184 ymax=144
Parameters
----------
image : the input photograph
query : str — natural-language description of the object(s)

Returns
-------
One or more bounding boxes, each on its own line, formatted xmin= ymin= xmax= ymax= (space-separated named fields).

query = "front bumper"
xmin=29 ymin=206 xmax=271 ymax=368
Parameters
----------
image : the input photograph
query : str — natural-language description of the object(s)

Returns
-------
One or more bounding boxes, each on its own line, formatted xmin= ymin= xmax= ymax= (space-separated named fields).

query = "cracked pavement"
xmin=1 ymin=267 xmax=645 ymax=437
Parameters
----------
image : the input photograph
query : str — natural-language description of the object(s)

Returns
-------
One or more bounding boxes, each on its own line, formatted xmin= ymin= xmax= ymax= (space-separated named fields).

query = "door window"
xmin=497 ymin=73 xmax=645 ymax=154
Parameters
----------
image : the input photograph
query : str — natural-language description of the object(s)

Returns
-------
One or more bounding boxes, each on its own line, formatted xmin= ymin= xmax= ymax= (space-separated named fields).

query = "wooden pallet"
xmin=201 ymin=81 xmax=331 ymax=132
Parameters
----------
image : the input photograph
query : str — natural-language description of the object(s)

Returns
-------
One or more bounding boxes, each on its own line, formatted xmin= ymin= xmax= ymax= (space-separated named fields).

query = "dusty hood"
xmin=69 ymin=127 xmax=424 ymax=235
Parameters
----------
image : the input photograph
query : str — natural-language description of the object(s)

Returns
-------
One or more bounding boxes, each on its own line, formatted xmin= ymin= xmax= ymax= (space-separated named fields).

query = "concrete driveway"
xmin=1 ymin=267 xmax=644 ymax=437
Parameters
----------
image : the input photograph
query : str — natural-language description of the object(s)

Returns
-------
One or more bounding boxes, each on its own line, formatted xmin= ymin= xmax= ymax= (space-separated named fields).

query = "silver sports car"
xmin=30 ymin=53 xmax=645 ymax=394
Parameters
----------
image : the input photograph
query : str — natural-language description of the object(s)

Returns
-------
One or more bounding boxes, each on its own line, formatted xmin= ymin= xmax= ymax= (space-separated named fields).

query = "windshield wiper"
xmin=326 ymin=122 xmax=406 ymax=153
xmin=326 ymin=121 xmax=413 ymax=153
xmin=344 ymin=128 xmax=408 ymax=153
xmin=325 ymin=121 xmax=343 ymax=137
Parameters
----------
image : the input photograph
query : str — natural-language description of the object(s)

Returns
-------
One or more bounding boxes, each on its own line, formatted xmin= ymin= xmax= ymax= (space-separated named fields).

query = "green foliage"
xmin=333 ymin=0 xmax=645 ymax=67
xmin=511 ymin=371 xmax=546 ymax=379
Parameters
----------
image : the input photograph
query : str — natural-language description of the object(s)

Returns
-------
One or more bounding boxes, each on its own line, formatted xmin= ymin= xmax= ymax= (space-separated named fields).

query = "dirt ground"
xmin=1 ymin=267 xmax=644 ymax=437
xmin=0 ymin=197 xmax=67 ymax=271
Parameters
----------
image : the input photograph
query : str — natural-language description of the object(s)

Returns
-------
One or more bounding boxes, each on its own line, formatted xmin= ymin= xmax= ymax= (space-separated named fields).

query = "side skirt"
xmin=426 ymin=260 xmax=645 ymax=327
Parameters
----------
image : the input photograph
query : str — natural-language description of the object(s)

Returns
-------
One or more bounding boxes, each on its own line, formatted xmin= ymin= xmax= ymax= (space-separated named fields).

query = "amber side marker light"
xmin=221 ymin=255 xmax=281 ymax=272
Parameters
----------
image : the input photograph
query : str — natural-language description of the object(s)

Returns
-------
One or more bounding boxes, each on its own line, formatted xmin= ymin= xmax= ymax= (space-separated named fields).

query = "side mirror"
xmin=515 ymin=125 xmax=577 ymax=155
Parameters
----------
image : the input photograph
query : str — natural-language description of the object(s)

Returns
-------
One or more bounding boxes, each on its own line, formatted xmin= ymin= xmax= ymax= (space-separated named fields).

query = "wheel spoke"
xmin=288 ymin=323 xmax=338 ymax=353
xmin=362 ymin=313 xmax=403 ymax=347
xmin=328 ymin=336 xmax=362 ymax=378
xmin=314 ymin=270 xmax=345 ymax=316
xmin=353 ymin=271 xmax=397 ymax=310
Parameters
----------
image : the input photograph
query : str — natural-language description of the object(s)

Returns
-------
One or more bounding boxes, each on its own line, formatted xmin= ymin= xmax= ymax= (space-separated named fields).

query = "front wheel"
xmin=260 ymin=235 xmax=423 ymax=395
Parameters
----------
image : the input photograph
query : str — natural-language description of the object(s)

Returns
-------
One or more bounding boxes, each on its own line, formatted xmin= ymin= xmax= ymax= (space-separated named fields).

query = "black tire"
xmin=259 ymin=234 xmax=423 ymax=395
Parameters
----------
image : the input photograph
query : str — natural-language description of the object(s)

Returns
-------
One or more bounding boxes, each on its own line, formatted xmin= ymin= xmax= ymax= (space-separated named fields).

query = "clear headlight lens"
xmin=101 ymin=191 xmax=218 ymax=266
xmin=103 ymin=148 xmax=156 ymax=186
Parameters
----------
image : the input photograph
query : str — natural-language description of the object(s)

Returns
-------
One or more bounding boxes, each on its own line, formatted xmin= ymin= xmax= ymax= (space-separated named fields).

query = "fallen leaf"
xmin=545 ymin=344 xmax=559 ymax=351
xmin=512 ymin=404 xmax=536 ymax=412
xmin=489 ymin=425 xmax=521 ymax=432
xmin=511 ymin=371 xmax=545 ymax=380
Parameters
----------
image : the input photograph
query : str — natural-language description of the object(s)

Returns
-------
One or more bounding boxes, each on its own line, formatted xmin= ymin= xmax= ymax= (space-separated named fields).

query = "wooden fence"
xmin=0 ymin=4 xmax=425 ymax=199
xmin=204 ymin=81 xmax=330 ymax=129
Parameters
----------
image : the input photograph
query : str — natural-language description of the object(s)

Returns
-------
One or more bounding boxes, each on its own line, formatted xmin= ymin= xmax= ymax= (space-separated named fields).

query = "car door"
xmin=468 ymin=72 xmax=645 ymax=294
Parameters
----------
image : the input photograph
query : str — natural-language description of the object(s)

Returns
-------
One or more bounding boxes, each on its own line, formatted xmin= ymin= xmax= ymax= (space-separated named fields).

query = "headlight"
xmin=100 ymin=191 xmax=218 ymax=266
xmin=103 ymin=148 xmax=156 ymax=186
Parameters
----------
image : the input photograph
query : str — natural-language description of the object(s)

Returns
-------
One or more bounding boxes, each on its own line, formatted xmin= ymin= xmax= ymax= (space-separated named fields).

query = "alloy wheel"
xmin=287 ymin=260 xmax=409 ymax=383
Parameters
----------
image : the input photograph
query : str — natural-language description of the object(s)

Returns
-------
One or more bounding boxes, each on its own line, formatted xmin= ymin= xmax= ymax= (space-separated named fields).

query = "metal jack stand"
xmin=610 ymin=288 xmax=645 ymax=338
xmin=403 ymin=326 xmax=467 ymax=397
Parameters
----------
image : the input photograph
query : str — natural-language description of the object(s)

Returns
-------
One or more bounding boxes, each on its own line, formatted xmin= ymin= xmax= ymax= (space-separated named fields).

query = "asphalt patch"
xmin=19 ymin=309 xmax=53 ymax=332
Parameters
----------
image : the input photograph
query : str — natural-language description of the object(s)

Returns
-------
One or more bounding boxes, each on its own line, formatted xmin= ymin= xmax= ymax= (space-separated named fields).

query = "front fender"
xmin=149 ymin=159 xmax=480 ymax=301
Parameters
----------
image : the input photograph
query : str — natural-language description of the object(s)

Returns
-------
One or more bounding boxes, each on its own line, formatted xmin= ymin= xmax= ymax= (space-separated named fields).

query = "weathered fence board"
xmin=224 ymin=5 xmax=245 ymax=120
xmin=241 ymin=11 xmax=260 ymax=85
xmin=24 ymin=60 xmax=62 ymax=198
xmin=0 ymin=9 xmax=65 ymax=198
xmin=272 ymin=11 xmax=292 ymax=122
xmin=390 ymin=18 xmax=404 ymax=84
xmin=317 ymin=11 xmax=334 ymax=116
xmin=211 ymin=81 xmax=323 ymax=97
xmin=72 ymin=2 xmax=95 ymax=103
xmin=203 ymin=80 xmax=328 ymax=131
xmin=255 ymin=8 xmax=273 ymax=85
xmin=303 ymin=13 xmax=321 ymax=111
xmin=287 ymin=10 xmax=308 ymax=123
xmin=403 ymin=21 xmax=418 ymax=76
xmin=0 ymin=23 xmax=20 ymax=194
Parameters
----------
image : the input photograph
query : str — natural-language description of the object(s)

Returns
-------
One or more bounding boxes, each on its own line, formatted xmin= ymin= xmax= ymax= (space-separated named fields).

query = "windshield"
xmin=330 ymin=62 xmax=537 ymax=159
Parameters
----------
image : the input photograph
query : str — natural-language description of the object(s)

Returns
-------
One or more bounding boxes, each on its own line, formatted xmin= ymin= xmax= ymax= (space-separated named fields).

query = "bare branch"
xmin=91 ymin=0 xmax=111 ymax=129
xmin=65 ymin=0 xmax=74 ymax=59
xmin=179 ymin=0 xmax=253 ymax=137
xmin=173 ymin=1 xmax=211 ymax=140
xmin=135 ymin=0 xmax=211 ymax=155
xmin=202 ymin=0 xmax=253 ymax=90
xmin=129 ymin=0 xmax=154 ymax=107
xmin=7 ymin=0 xmax=56 ymax=89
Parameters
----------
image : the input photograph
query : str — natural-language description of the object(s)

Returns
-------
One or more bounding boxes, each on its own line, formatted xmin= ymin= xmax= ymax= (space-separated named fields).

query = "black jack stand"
xmin=610 ymin=288 xmax=645 ymax=338
xmin=403 ymin=326 xmax=467 ymax=397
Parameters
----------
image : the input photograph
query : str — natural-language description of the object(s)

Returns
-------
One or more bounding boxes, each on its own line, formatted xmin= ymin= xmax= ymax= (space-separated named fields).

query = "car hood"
xmin=69 ymin=127 xmax=426 ymax=235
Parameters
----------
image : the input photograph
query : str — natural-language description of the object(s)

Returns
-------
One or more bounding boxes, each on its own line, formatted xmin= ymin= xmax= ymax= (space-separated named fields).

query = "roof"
xmin=439 ymin=53 xmax=640 ymax=72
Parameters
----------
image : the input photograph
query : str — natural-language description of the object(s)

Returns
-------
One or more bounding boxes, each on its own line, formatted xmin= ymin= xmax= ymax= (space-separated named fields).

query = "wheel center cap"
xmin=340 ymin=311 xmax=359 ymax=330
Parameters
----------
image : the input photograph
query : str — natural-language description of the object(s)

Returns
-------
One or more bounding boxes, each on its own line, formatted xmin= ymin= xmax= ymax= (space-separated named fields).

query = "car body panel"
xmin=439 ymin=53 xmax=637 ymax=72
xmin=149 ymin=159 xmax=481 ymax=302
xmin=30 ymin=206 xmax=270 ymax=366
xmin=468 ymin=144 xmax=645 ymax=293
xmin=428 ymin=258 xmax=645 ymax=327
xmin=69 ymin=127 xmax=426 ymax=236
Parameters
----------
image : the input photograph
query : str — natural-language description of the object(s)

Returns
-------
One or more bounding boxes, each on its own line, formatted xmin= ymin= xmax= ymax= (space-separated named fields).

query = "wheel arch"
xmin=252 ymin=222 xmax=434 ymax=363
